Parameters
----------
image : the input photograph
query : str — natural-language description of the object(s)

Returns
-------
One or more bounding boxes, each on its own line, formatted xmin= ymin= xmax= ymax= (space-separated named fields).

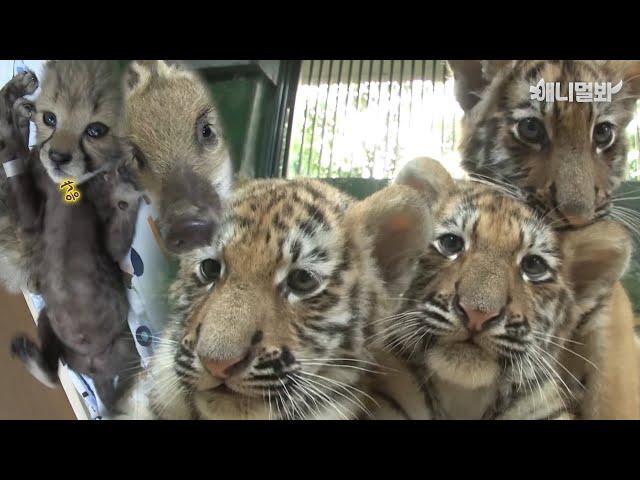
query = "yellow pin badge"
xmin=59 ymin=179 xmax=81 ymax=204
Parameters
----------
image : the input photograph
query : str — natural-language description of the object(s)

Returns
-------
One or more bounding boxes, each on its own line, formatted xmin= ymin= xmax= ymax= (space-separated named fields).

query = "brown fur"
xmin=122 ymin=60 xmax=233 ymax=253
xmin=449 ymin=60 xmax=640 ymax=419
xmin=369 ymin=157 xmax=631 ymax=419
xmin=133 ymin=179 xmax=386 ymax=419
xmin=0 ymin=70 xmax=39 ymax=292
xmin=8 ymin=61 xmax=140 ymax=410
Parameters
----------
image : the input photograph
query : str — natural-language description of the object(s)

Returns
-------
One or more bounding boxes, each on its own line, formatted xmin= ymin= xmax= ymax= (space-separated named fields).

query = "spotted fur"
xmin=8 ymin=61 xmax=141 ymax=411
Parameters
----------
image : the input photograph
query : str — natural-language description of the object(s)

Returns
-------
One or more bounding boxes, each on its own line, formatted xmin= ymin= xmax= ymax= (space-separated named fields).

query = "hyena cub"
xmin=7 ymin=61 xmax=141 ymax=410
xmin=0 ymin=69 xmax=39 ymax=292
xmin=122 ymin=60 xmax=233 ymax=253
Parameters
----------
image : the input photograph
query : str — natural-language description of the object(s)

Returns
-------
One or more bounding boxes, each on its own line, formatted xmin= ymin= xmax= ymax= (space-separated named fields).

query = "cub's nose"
xmin=200 ymin=352 xmax=250 ymax=379
xmin=49 ymin=150 xmax=72 ymax=166
xmin=455 ymin=297 xmax=502 ymax=332
xmin=164 ymin=218 xmax=216 ymax=253
xmin=563 ymin=214 xmax=591 ymax=227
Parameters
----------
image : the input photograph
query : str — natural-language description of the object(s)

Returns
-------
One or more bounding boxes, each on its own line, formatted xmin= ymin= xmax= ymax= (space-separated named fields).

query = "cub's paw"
xmin=12 ymin=70 xmax=39 ymax=96
xmin=13 ymin=97 xmax=35 ymax=119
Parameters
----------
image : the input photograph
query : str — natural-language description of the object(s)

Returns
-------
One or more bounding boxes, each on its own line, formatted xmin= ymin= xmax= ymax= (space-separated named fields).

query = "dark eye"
xmin=516 ymin=118 xmax=546 ymax=144
xmin=85 ymin=122 xmax=109 ymax=138
xmin=199 ymin=123 xmax=218 ymax=145
xmin=199 ymin=259 xmax=221 ymax=283
xmin=521 ymin=255 xmax=550 ymax=281
xmin=437 ymin=234 xmax=465 ymax=257
xmin=287 ymin=269 xmax=320 ymax=295
xmin=43 ymin=111 xmax=56 ymax=127
xmin=202 ymin=125 xmax=214 ymax=138
xmin=593 ymin=122 xmax=614 ymax=149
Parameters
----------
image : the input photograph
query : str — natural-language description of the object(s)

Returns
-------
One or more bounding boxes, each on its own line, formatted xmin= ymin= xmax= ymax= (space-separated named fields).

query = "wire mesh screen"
xmin=286 ymin=60 xmax=465 ymax=180
xmin=286 ymin=59 xmax=640 ymax=182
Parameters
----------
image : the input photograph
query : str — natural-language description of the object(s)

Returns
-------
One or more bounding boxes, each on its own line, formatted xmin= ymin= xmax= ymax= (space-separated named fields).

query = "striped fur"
xmin=451 ymin=60 xmax=640 ymax=229
xmin=449 ymin=60 xmax=640 ymax=419
xmin=131 ymin=178 xmax=392 ymax=420
xmin=371 ymin=159 xmax=606 ymax=419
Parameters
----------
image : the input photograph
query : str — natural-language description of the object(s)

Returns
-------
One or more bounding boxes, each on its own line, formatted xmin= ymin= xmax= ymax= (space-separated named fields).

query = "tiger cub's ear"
xmin=447 ymin=60 xmax=514 ymax=111
xmin=347 ymin=184 xmax=433 ymax=297
xmin=561 ymin=220 xmax=632 ymax=302
xmin=609 ymin=60 xmax=640 ymax=99
xmin=394 ymin=156 xmax=455 ymax=203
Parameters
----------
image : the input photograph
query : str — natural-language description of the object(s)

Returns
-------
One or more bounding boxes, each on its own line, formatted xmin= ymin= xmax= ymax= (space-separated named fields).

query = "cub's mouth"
xmin=203 ymin=383 xmax=236 ymax=396
xmin=196 ymin=373 xmax=254 ymax=398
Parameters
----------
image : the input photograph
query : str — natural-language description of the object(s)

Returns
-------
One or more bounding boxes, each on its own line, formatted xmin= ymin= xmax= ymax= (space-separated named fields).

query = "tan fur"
xmin=122 ymin=60 xmax=233 ymax=203
xmin=560 ymin=282 xmax=640 ymax=419
xmin=449 ymin=60 xmax=640 ymax=419
xmin=369 ymin=157 xmax=631 ymax=419
xmin=114 ymin=178 xmax=434 ymax=420
xmin=34 ymin=61 xmax=126 ymax=184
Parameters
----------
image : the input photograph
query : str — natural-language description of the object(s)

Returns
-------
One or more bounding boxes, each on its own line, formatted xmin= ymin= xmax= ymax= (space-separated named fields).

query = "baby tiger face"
xmin=151 ymin=178 xmax=393 ymax=419
xmin=381 ymin=157 xmax=631 ymax=391
xmin=449 ymin=60 xmax=640 ymax=229
xmin=396 ymin=183 xmax=574 ymax=388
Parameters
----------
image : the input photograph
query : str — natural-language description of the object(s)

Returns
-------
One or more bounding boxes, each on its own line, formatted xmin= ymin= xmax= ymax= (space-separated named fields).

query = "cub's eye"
xmin=199 ymin=259 xmax=221 ymax=284
xmin=516 ymin=118 xmax=546 ymax=144
xmin=521 ymin=255 xmax=551 ymax=282
xmin=202 ymin=124 xmax=215 ymax=139
xmin=85 ymin=122 xmax=109 ymax=138
xmin=436 ymin=234 xmax=465 ymax=258
xmin=197 ymin=121 xmax=218 ymax=146
xmin=593 ymin=122 xmax=614 ymax=149
xmin=287 ymin=269 xmax=320 ymax=295
xmin=42 ymin=111 xmax=56 ymax=127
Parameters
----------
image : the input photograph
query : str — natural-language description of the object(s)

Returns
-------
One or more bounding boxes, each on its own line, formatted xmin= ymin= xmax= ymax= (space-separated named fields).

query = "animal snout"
xmin=164 ymin=217 xmax=216 ymax=253
xmin=557 ymin=198 xmax=593 ymax=226
xmin=49 ymin=149 xmax=72 ymax=166
xmin=454 ymin=296 xmax=503 ymax=332
xmin=200 ymin=351 xmax=252 ymax=379
xmin=562 ymin=213 xmax=591 ymax=227
xmin=198 ymin=330 xmax=264 ymax=379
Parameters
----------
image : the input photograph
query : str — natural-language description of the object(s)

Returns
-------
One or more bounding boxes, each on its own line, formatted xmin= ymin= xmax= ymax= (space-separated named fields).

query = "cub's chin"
xmin=193 ymin=373 xmax=270 ymax=420
xmin=426 ymin=342 xmax=499 ymax=389
xmin=193 ymin=388 xmax=270 ymax=420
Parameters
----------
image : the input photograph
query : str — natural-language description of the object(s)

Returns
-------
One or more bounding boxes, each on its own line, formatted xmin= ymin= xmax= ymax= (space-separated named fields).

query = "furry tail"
xmin=10 ymin=335 xmax=59 ymax=388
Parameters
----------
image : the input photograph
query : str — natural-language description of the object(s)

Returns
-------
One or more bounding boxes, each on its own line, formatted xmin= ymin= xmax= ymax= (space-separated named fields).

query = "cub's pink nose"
xmin=458 ymin=301 xmax=501 ymax=332
xmin=200 ymin=355 xmax=245 ymax=379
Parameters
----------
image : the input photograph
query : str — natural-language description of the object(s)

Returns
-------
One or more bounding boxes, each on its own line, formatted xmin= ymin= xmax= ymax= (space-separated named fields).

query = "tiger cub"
xmin=448 ymin=60 xmax=640 ymax=418
xmin=368 ymin=158 xmax=630 ymax=419
xmin=115 ymin=177 xmax=430 ymax=419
